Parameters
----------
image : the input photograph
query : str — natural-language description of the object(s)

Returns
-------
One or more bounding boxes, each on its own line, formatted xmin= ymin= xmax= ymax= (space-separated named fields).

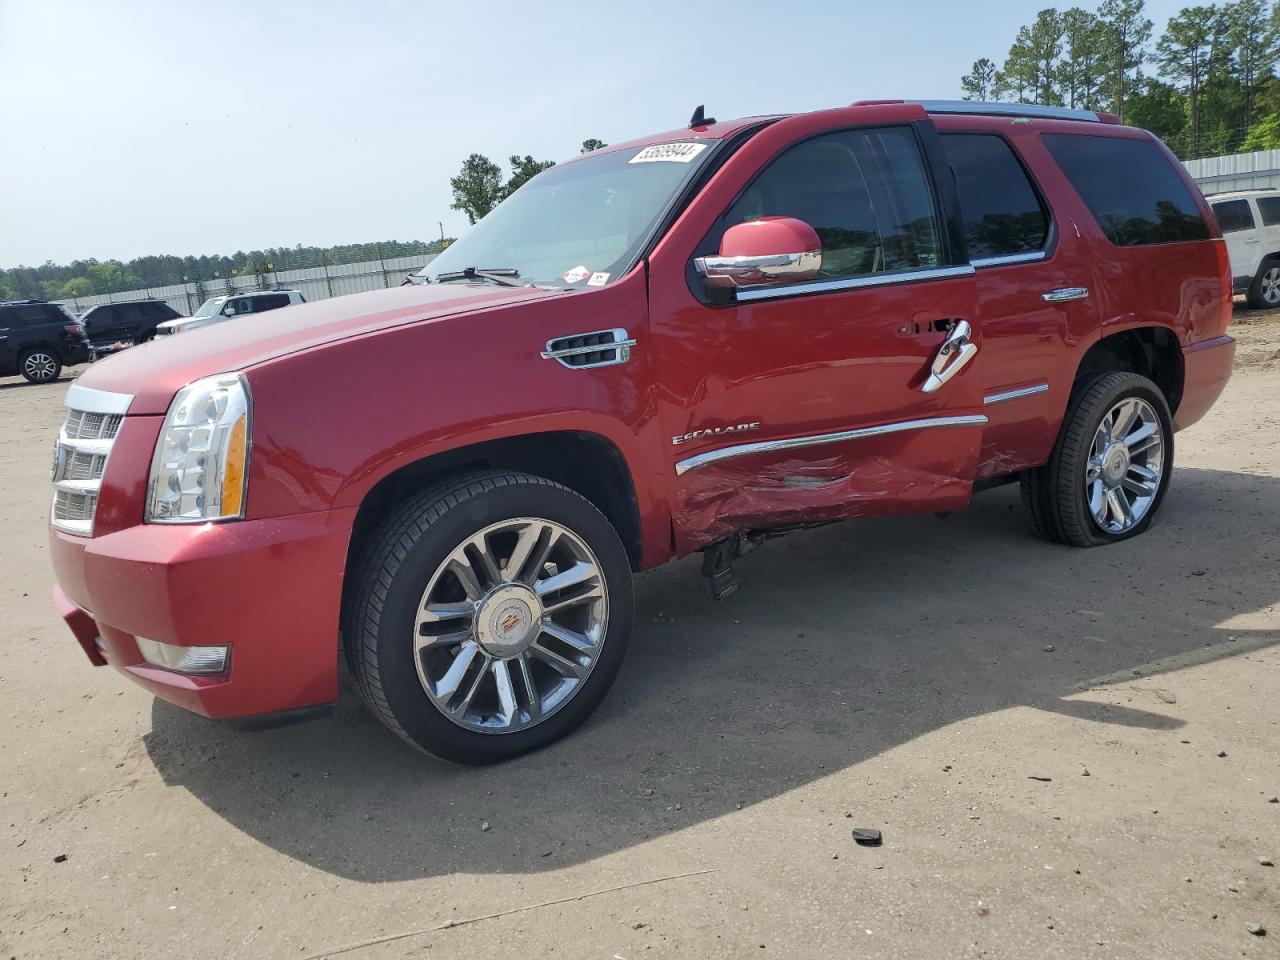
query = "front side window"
xmin=1043 ymin=134 xmax=1210 ymax=246
xmin=719 ymin=126 xmax=942 ymax=282
xmin=1212 ymin=199 xmax=1255 ymax=233
xmin=942 ymin=133 xmax=1048 ymax=260
xmin=1255 ymin=196 xmax=1280 ymax=226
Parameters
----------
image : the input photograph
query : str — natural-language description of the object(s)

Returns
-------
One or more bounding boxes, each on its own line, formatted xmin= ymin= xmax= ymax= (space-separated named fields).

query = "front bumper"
xmin=50 ymin=509 xmax=355 ymax=718
xmin=1173 ymin=335 xmax=1235 ymax=432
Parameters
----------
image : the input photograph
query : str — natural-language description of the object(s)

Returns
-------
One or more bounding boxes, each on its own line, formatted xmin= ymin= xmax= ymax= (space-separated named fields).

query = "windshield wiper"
xmin=432 ymin=267 xmax=523 ymax=287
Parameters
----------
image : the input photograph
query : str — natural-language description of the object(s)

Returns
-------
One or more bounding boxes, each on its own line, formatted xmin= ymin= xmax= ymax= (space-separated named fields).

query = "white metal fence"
xmin=60 ymin=253 xmax=438 ymax=316
xmin=1184 ymin=149 xmax=1280 ymax=196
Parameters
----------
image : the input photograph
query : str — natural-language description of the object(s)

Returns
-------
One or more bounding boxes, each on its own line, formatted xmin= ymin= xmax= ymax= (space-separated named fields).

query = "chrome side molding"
xmin=674 ymin=414 xmax=988 ymax=476
xmin=984 ymin=383 xmax=1050 ymax=405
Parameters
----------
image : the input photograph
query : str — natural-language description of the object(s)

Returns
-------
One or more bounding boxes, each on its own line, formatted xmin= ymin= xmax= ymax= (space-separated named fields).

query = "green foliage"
xmin=450 ymin=153 xmax=505 ymax=225
xmin=580 ymin=138 xmax=608 ymax=153
xmin=961 ymin=58 xmax=998 ymax=100
xmin=1242 ymin=110 xmax=1280 ymax=144
xmin=1 ymin=239 xmax=450 ymax=302
xmin=965 ymin=0 xmax=1280 ymax=157
xmin=504 ymin=154 xmax=555 ymax=198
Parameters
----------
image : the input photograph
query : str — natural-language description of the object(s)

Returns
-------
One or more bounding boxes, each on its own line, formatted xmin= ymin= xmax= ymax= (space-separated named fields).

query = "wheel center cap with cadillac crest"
xmin=475 ymin=584 xmax=540 ymax=657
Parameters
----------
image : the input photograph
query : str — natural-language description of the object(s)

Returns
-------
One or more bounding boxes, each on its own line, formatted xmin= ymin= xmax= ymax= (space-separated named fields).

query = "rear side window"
xmin=941 ymin=133 xmax=1048 ymax=260
xmin=253 ymin=293 xmax=289 ymax=311
xmin=720 ymin=126 xmax=942 ymax=281
xmin=12 ymin=305 xmax=60 ymax=325
xmin=1043 ymin=134 xmax=1210 ymax=246
xmin=1256 ymin=196 xmax=1280 ymax=226
xmin=1212 ymin=199 xmax=1255 ymax=233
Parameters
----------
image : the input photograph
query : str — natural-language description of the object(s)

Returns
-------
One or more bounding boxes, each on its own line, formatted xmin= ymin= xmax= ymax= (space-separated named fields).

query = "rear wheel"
xmin=1021 ymin=372 xmax=1173 ymax=547
xmin=343 ymin=471 xmax=633 ymax=763
xmin=1246 ymin=259 xmax=1280 ymax=309
xmin=19 ymin=348 xmax=61 ymax=384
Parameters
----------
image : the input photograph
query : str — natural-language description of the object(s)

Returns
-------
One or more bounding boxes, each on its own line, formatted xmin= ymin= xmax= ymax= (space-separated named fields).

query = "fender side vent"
xmin=541 ymin=328 xmax=636 ymax=369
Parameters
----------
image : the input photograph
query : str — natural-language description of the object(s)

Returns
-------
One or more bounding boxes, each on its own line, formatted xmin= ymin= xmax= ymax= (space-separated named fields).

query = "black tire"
xmin=343 ymin=470 xmax=634 ymax=764
xmin=1246 ymin=258 xmax=1280 ymax=309
xmin=1020 ymin=371 xmax=1174 ymax=548
xmin=19 ymin=347 xmax=61 ymax=384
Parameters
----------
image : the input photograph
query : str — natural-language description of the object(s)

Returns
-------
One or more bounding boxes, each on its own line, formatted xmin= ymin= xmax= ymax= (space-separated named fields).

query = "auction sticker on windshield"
xmin=562 ymin=265 xmax=591 ymax=284
xmin=630 ymin=142 xmax=708 ymax=164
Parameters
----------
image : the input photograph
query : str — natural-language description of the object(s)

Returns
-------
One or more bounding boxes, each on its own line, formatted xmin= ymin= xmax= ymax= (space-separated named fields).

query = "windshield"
xmin=193 ymin=297 xmax=227 ymax=318
xmin=420 ymin=140 xmax=716 ymax=288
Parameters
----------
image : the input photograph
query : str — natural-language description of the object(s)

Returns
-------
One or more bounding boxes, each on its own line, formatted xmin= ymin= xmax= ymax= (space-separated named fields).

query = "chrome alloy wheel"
xmin=23 ymin=352 xmax=57 ymax=382
xmin=1262 ymin=266 xmax=1280 ymax=305
xmin=1085 ymin=397 xmax=1165 ymax=534
xmin=413 ymin=517 xmax=608 ymax=734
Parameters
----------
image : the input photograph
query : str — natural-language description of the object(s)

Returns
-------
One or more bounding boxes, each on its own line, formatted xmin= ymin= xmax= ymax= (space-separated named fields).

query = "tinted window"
xmin=722 ymin=126 xmax=942 ymax=281
xmin=1256 ymin=196 xmax=1280 ymax=226
xmin=1043 ymin=134 xmax=1210 ymax=246
xmin=10 ymin=305 xmax=60 ymax=325
xmin=1212 ymin=199 xmax=1255 ymax=233
xmin=253 ymin=293 xmax=289 ymax=311
xmin=144 ymin=302 xmax=176 ymax=318
xmin=942 ymin=134 xmax=1048 ymax=259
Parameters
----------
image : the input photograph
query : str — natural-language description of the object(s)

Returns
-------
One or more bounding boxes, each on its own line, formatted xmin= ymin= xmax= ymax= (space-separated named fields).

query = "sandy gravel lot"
xmin=1 ymin=311 xmax=1277 ymax=960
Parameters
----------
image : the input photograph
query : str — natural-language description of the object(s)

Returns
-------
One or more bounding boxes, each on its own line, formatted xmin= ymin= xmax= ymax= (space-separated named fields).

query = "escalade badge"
xmin=672 ymin=422 xmax=761 ymax=446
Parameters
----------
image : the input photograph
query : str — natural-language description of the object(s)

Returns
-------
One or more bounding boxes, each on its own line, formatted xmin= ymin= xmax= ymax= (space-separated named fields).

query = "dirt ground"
xmin=2 ymin=310 xmax=1278 ymax=960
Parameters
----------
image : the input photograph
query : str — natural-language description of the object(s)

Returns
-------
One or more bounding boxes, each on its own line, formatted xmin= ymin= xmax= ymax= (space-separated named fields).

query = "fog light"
xmin=135 ymin=637 xmax=229 ymax=675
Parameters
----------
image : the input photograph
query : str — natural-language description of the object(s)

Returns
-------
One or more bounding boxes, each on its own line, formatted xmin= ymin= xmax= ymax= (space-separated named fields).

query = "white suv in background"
xmin=156 ymin=290 xmax=306 ymax=336
xmin=1209 ymin=189 xmax=1280 ymax=307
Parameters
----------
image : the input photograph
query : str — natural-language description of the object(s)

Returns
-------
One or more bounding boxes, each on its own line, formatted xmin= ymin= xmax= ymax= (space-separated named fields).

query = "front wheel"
xmin=343 ymin=471 xmax=633 ymax=763
xmin=1022 ymin=372 xmax=1173 ymax=547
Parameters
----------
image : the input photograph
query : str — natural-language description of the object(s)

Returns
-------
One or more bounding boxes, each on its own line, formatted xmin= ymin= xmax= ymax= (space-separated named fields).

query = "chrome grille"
xmin=52 ymin=386 xmax=132 ymax=537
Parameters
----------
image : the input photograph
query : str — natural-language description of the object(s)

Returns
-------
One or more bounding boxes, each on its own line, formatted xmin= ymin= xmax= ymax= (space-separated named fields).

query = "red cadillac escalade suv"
xmin=49 ymin=100 xmax=1235 ymax=763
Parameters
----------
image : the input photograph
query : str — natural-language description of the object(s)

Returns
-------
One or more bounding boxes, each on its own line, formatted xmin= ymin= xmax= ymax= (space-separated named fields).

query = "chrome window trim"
xmin=733 ymin=264 xmax=976 ymax=304
xmin=984 ymin=383 xmax=1050 ymax=406
xmin=64 ymin=383 xmax=133 ymax=415
xmin=972 ymin=251 xmax=1047 ymax=268
xmin=674 ymin=414 xmax=988 ymax=476
xmin=910 ymin=100 xmax=1102 ymax=123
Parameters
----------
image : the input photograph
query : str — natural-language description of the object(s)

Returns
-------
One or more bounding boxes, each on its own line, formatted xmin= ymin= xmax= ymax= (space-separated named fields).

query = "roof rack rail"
xmin=908 ymin=100 xmax=1107 ymax=123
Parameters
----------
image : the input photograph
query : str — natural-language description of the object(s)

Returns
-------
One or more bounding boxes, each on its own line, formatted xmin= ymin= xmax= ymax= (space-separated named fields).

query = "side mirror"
xmin=695 ymin=216 xmax=822 ymax=290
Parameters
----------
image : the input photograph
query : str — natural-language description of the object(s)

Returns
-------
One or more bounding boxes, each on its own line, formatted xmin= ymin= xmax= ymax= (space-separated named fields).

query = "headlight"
xmin=147 ymin=373 xmax=250 ymax=522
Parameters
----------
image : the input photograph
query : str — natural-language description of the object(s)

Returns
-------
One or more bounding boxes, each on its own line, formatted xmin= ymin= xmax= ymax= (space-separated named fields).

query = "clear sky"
xmin=0 ymin=0 xmax=1191 ymax=267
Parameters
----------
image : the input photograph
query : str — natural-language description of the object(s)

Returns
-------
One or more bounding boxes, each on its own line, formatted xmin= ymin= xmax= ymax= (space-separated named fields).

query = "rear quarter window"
xmin=1211 ymin=199 xmax=1256 ymax=233
xmin=1042 ymin=134 xmax=1210 ymax=246
xmin=1256 ymin=196 xmax=1280 ymax=226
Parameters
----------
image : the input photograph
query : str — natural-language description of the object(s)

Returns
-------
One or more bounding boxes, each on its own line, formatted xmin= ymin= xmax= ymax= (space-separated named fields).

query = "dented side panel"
xmin=671 ymin=426 xmax=982 ymax=550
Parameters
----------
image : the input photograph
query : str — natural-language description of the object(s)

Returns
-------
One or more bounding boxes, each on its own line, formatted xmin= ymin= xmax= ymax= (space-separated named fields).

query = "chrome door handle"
xmin=1042 ymin=287 xmax=1089 ymax=303
xmin=1245 ymin=237 xmax=1261 ymax=243
xmin=922 ymin=319 xmax=977 ymax=394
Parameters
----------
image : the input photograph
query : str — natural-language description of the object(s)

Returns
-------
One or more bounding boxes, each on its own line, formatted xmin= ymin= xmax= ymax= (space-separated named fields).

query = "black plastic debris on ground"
xmin=852 ymin=828 xmax=882 ymax=847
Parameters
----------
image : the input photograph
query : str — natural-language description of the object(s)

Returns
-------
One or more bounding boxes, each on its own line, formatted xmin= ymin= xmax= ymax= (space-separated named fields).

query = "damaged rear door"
xmin=650 ymin=110 xmax=986 ymax=553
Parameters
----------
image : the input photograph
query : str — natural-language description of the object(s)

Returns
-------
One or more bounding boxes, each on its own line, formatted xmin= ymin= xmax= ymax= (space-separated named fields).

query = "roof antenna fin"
xmin=689 ymin=104 xmax=715 ymax=129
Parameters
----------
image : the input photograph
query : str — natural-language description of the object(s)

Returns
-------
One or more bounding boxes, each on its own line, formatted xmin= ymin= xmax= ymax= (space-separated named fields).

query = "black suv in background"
xmin=80 ymin=299 xmax=182 ymax=348
xmin=0 ymin=301 xmax=94 ymax=383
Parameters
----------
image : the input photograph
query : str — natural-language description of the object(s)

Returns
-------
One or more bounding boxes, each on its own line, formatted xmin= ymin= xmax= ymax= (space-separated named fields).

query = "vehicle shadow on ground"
xmin=145 ymin=466 xmax=1279 ymax=882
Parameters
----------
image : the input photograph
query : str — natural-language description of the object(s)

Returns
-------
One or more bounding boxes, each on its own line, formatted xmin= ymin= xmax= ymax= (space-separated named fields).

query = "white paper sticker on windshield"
xmin=629 ymin=142 xmax=708 ymax=164
xmin=562 ymin=265 xmax=591 ymax=284
xmin=587 ymin=272 xmax=610 ymax=287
